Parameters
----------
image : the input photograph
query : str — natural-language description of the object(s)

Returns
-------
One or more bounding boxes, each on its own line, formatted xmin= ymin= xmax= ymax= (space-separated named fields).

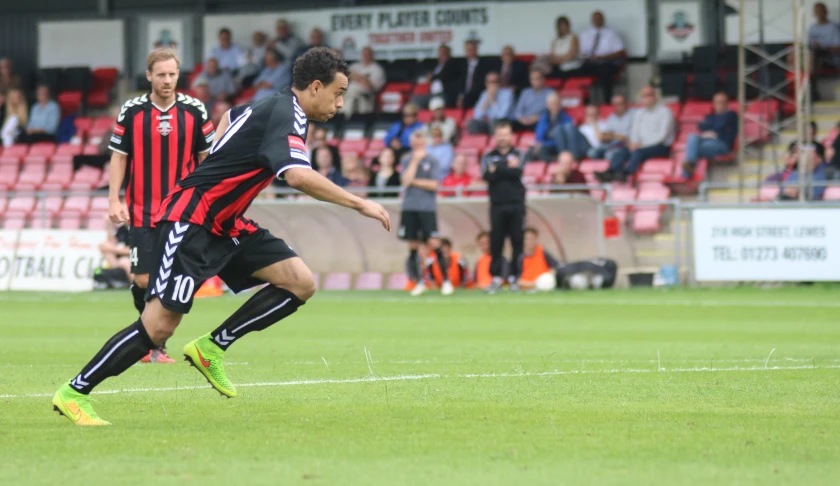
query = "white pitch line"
xmin=2 ymin=364 xmax=839 ymax=400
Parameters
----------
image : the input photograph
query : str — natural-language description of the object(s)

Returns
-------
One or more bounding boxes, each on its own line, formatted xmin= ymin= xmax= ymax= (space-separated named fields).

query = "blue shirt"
xmin=28 ymin=101 xmax=61 ymax=134
xmin=324 ymin=167 xmax=349 ymax=187
xmin=787 ymin=162 xmax=828 ymax=200
xmin=534 ymin=110 xmax=573 ymax=147
xmin=472 ymin=88 xmax=514 ymax=122
xmin=427 ymin=142 xmax=455 ymax=180
xmin=209 ymin=44 xmax=244 ymax=71
xmin=253 ymin=64 xmax=291 ymax=102
xmin=512 ymin=87 xmax=551 ymax=120
xmin=384 ymin=121 xmax=424 ymax=149
xmin=697 ymin=110 xmax=738 ymax=149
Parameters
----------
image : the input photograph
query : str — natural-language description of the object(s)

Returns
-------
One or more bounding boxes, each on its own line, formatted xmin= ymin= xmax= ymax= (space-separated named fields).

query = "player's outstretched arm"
xmin=107 ymin=151 xmax=129 ymax=224
xmin=284 ymin=167 xmax=391 ymax=231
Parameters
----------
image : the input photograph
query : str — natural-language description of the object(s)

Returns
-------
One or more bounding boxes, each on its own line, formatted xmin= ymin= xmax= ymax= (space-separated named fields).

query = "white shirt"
xmin=1 ymin=114 xmax=21 ymax=148
xmin=551 ymin=34 xmax=583 ymax=70
xmin=579 ymin=121 xmax=607 ymax=147
xmin=349 ymin=61 xmax=386 ymax=92
xmin=578 ymin=26 xmax=625 ymax=58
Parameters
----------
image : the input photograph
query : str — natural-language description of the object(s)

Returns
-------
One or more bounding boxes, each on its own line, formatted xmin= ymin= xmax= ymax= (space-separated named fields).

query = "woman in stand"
xmin=368 ymin=146 xmax=401 ymax=198
xmin=2 ymin=88 xmax=27 ymax=147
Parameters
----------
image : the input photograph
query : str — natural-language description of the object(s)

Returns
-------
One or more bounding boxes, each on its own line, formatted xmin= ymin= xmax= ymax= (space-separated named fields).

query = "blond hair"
xmin=146 ymin=48 xmax=180 ymax=72
xmin=5 ymin=89 xmax=28 ymax=125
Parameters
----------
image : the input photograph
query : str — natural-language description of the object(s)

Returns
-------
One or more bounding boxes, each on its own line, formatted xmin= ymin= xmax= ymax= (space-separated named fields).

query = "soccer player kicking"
xmin=52 ymin=48 xmax=391 ymax=426
xmin=108 ymin=48 xmax=215 ymax=363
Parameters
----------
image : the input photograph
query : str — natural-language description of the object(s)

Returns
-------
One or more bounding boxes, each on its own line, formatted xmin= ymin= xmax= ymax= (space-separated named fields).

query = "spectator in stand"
xmin=499 ymin=45 xmax=529 ymax=94
xmin=343 ymin=46 xmax=386 ymax=119
xmin=534 ymin=16 xmax=582 ymax=76
xmin=1 ymin=88 xmax=27 ymax=147
xmin=384 ymin=103 xmax=424 ymax=156
xmin=427 ymin=125 xmax=455 ymax=178
xmin=596 ymin=86 xmax=674 ymax=183
xmin=531 ymin=92 xmax=576 ymax=162
xmin=549 ymin=151 xmax=587 ymax=192
xmin=193 ymin=58 xmax=236 ymax=100
xmin=780 ymin=145 xmax=829 ymax=200
xmin=473 ymin=230 xmax=509 ymax=290
xmin=211 ymin=100 xmax=230 ymax=128
xmin=587 ymin=94 xmax=634 ymax=164
xmin=426 ymin=97 xmax=458 ymax=144
xmin=192 ymin=78 xmax=214 ymax=114
xmin=0 ymin=91 xmax=6 ymax=124
xmin=236 ymin=31 xmax=269 ymax=88
xmin=441 ymin=154 xmax=474 ymax=197
xmin=809 ymin=3 xmax=840 ymax=69
xmin=295 ymin=28 xmax=328 ymax=61
xmin=417 ymin=44 xmax=461 ymax=108
xmin=341 ymin=153 xmax=369 ymax=190
xmin=369 ymin=146 xmax=401 ymax=197
xmin=459 ymin=40 xmax=493 ymax=109
xmin=306 ymin=125 xmax=340 ymax=163
xmin=252 ymin=48 xmax=291 ymax=102
xmin=273 ymin=19 xmax=304 ymax=64
xmin=314 ymin=145 xmax=348 ymax=186
xmin=21 ymin=84 xmax=60 ymax=144
xmin=577 ymin=11 xmax=626 ymax=101
xmin=575 ymin=104 xmax=606 ymax=159
xmin=467 ymin=72 xmax=514 ymax=135
xmin=827 ymin=122 xmax=840 ymax=179
xmin=518 ymin=227 xmax=561 ymax=290
xmin=209 ymin=28 xmax=243 ymax=73
xmin=0 ymin=58 xmax=22 ymax=92
xmin=512 ymin=68 xmax=552 ymax=132
xmin=682 ymin=92 xmax=738 ymax=177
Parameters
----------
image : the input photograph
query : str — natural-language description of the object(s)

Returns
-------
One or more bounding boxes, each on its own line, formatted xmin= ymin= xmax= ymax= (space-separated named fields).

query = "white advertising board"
xmin=0 ymin=230 xmax=19 ymax=291
xmin=8 ymin=230 xmax=107 ymax=292
xmin=38 ymin=20 xmax=125 ymax=70
xmin=693 ymin=208 xmax=840 ymax=281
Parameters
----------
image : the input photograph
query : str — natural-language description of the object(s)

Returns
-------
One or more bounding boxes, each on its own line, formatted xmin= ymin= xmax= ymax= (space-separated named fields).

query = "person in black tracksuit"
xmin=481 ymin=120 xmax=526 ymax=293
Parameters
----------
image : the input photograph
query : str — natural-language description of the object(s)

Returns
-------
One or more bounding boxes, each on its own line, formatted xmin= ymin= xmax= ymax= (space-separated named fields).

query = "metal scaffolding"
xmin=736 ymin=0 xmax=811 ymax=202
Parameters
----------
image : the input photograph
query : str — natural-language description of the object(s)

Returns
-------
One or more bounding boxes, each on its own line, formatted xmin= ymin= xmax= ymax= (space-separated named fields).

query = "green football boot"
xmin=183 ymin=335 xmax=237 ymax=398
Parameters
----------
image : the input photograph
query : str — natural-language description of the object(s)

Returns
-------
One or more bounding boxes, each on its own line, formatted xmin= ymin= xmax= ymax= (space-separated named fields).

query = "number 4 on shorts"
xmin=129 ymin=247 xmax=138 ymax=268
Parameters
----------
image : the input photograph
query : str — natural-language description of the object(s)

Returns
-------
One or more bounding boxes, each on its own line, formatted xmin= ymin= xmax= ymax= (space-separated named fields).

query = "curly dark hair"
xmin=292 ymin=47 xmax=350 ymax=91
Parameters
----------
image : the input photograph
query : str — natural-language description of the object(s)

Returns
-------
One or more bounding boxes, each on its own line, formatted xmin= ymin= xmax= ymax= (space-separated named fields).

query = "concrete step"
xmin=812 ymin=101 xmax=840 ymax=115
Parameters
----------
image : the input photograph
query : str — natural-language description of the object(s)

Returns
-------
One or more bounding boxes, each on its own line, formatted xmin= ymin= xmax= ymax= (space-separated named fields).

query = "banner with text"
xmin=8 ymin=230 xmax=106 ymax=292
xmin=0 ymin=230 xmax=19 ymax=291
xmin=693 ymin=208 xmax=840 ymax=281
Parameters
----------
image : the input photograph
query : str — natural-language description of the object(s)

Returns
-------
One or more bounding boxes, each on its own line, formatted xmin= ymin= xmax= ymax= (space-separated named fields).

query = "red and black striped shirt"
xmin=109 ymin=93 xmax=215 ymax=228
xmin=155 ymin=92 xmax=310 ymax=237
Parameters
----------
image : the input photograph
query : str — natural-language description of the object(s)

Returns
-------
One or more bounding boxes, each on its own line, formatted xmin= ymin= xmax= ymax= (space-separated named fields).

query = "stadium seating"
xmin=355 ymin=272 xmax=383 ymax=290
xmin=823 ymin=186 xmax=840 ymax=200
xmin=386 ymin=273 xmax=408 ymax=290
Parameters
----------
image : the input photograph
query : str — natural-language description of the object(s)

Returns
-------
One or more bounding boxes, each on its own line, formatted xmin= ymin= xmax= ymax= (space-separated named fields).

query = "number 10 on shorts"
xmin=171 ymin=275 xmax=195 ymax=304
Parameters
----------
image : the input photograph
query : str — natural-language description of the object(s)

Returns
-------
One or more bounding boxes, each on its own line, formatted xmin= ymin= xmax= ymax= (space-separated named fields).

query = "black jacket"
xmin=481 ymin=147 xmax=526 ymax=206
xmin=368 ymin=168 xmax=401 ymax=197
xmin=458 ymin=57 xmax=494 ymax=109
xmin=431 ymin=58 xmax=462 ymax=108
xmin=499 ymin=60 xmax=530 ymax=94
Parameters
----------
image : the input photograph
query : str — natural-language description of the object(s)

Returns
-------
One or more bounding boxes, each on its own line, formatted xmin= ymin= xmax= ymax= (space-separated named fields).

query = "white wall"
xmin=38 ymin=20 xmax=125 ymax=70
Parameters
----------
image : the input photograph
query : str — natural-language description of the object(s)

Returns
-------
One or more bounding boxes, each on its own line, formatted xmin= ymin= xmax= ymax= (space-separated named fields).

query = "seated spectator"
xmin=534 ymin=16 xmax=582 ymax=76
xmin=252 ymin=48 xmax=291 ymax=102
xmin=0 ymin=58 xmax=22 ymax=92
xmin=809 ymin=2 xmax=840 ymax=70
xmin=441 ymin=154 xmax=474 ymax=197
xmin=499 ymin=45 xmax=529 ymax=94
xmin=427 ymin=125 xmax=455 ymax=178
xmin=343 ymin=46 xmax=386 ymax=118
xmin=596 ymin=86 xmax=674 ymax=183
xmin=369 ymin=146 xmax=401 ymax=197
xmin=306 ymin=125 xmax=340 ymax=163
xmin=518 ymin=227 xmax=561 ymax=290
xmin=512 ymin=68 xmax=551 ymax=132
xmin=211 ymin=100 xmax=231 ymax=128
xmin=473 ymin=230 xmax=509 ymax=290
xmin=193 ymin=58 xmax=236 ymax=101
xmin=425 ymin=238 xmax=471 ymax=289
xmin=341 ymin=153 xmax=369 ymax=189
xmin=273 ymin=19 xmax=304 ymax=63
xmin=682 ymin=92 xmax=738 ymax=177
xmin=237 ymin=31 xmax=269 ymax=88
xmin=208 ymin=28 xmax=243 ymax=72
xmin=768 ymin=121 xmax=825 ymax=182
xmin=587 ymin=94 xmax=634 ymax=163
xmin=577 ymin=11 xmax=626 ymax=101
xmin=531 ymin=92 xmax=576 ymax=161
xmin=576 ymin=104 xmax=607 ymax=158
xmin=549 ymin=151 xmax=587 ymax=190
xmin=192 ymin=79 xmax=214 ymax=114
xmin=1 ymin=88 xmax=27 ymax=147
xmin=780 ymin=149 xmax=829 ymax=200
xmin=314 ymin=145 xmax=348 ymax=186
xmin=21 ymin=84 xmax=60 ymax=144
xmin=459 ymin=40 xmax=494 ymax=109
xmin=295 ymin=28 xmax=328 ymax=61
xmin=426 ymin=96 xmax=457 ymax=143
xmin=384 ymin=103 xmax=424 ymax=155
xmin=827 ymin=122 xmax=840 ymax=179
xmin=467 ymin=71 xmax=514 ymax=135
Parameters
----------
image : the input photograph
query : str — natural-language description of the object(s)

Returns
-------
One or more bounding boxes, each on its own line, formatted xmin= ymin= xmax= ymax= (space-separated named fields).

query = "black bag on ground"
xmin=555 ymin=259 xmax=618 ymax=289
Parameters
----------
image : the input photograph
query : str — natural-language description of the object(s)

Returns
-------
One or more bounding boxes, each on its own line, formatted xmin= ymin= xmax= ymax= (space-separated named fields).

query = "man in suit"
xmin=498 ymin=45 xmax=529 ymax=95
xmin=416 ymin=44 xmax=461 ymax=108
xmin=459 ymin=40 xmax=493 ymax=109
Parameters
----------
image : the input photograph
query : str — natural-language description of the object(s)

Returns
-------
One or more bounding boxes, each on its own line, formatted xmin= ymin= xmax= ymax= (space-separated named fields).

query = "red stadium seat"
xmin=56 ymin=143 xmax=83 ymax=156
xmin=823 ymin=186 xmax=840 ymax=200
xmin=82 ymin=144 xmax=101 ymax=155
xmin=62 ymin=196 xmax=91 ymax=216
xmin=22 ymin=155 xmax=48 ymax=169
xmin=321 ymin=273 xmax=351 ymax=290
xmin=74 ymin=117 xmax=94 ymax=132
xmin=0 ymin=166 xmax=18 ymax=190
xmin=637 ymin=158 xmax=674 ymax=183
xmin=92 ymin=67 xmax=119 ymax=89
xmin=29 ymin=143 xmax=56 ymax=157
xmin=5 ymin=144 xmax=29 ymax=157
xmin=566 ymin=106 xmax=585 ymax=124
xmin=6 ymin=196 xmax=36 ymax=217
xmin=367 ymin=138 xmax=385 ymax=153
xmin=563 ymin=77 xmax=595 ymax=90
xmin=93 ymin=116 xmax=115 ymax=130
xmin=28 ymin=214 xmax=52 ymax=229
xmin=41 ymin=196 xmax=64 ymax=216
xmin=338 ymin=139 xmax=369 ymax=154
xmin=632 ymin=209 xmax=662 ymax=234
xmin=0 ymin=197 xmax=7 ymax=215
xmin=86 ymin=88 xmax=110 ymax=108
xmin=558 ymin=88 xmax=585 ymax=108
xmin=459 ymin=134 xmax=488 ymax=149
xmin=599 ymin=104 xmax=615 ymax=120
xmin=58 ymin=216 xmax=82 ymax=230
xmin=411 ymin=83 xmax=430 ymax=97
xmin=14 ymin=166 xmax=46 ymax=190
xmin=57 ymin=91 xmax=83 ymax=116
xmin=523 ymin=162 xmax=546 ymax=178
xmin=609 ymin=185 xmax=637 ymax=213
xmin=0 ymin=155 xmax=21 ymax=169
xmin=444 ymin=108 xmax=464 ymax=124
xmin=2 ymin=216 xmax=25 ymax=230
xmin=86 ymin=216 xmax=108 ymax=230
xmin=578 ymin=159 xmax=610 ymax=174
xmin=417 ymin=110 xmax=433 ymax=123
xmin=355 ymin=272 xmax=383 ymax=290
xmin=680 ymin=101 xmax=712 ymax=123
xmin=544 ymin=78 xmax=563 ymax=89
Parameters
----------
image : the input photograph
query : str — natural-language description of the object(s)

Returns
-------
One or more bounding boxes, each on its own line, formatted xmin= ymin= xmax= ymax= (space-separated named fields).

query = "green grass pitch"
xmin=1 ymin=287 xmax=839 ymax=485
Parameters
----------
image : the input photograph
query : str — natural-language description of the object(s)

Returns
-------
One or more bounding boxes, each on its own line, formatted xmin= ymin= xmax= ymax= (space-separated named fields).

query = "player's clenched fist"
xmin=357 ymin=200 xmax=391 ymax=231
xmin=108 ymin=199 xmax=129 ymax=224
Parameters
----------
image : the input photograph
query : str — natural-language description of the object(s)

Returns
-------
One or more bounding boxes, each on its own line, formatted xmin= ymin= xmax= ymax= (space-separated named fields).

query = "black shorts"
xmin=128 ymin=227 xmax=157 ymax=274
xmin=398 ymin=211 xmax=438 ymax=242
xmin=146 ymin=222 xmax=298 ymax=314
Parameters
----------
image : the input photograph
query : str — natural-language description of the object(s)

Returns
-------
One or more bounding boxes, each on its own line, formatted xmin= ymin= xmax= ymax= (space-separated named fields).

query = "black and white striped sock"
xmin=209 ymin=286 xmax=305 ymax=351
xmin=69 ymin=319 xmax=155 ymax=394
